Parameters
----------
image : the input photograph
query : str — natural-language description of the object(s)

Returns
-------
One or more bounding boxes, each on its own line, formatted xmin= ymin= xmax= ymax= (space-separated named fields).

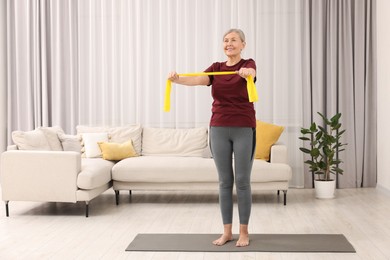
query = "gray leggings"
xmin=210 ymin=126 xmax=256 ymax=225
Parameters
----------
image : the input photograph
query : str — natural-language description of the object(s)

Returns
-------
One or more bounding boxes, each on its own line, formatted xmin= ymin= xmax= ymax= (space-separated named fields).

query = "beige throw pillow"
xmin=12 ymin=129 xmax=51 ymax=150
xmin=38 ymin=126 xmax=65 ymax=151
xmin=12 ymin=126 xmax=66 ymax=151
xmin=58 ymin=133 xmax=82 ymax=152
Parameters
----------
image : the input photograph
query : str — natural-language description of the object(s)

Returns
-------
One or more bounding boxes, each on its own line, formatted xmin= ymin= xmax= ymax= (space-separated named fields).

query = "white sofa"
xmin=0 ymin=124 xmax=292 ymax=217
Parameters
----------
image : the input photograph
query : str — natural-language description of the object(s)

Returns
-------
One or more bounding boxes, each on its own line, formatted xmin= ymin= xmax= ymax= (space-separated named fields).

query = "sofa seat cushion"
xmin=112 ymin=156 xmax=291 ymax=183
xmin=77 ymin=158 xmax=115 ymax=189
xmin=112 ymin=156 xmax=218 ymax=183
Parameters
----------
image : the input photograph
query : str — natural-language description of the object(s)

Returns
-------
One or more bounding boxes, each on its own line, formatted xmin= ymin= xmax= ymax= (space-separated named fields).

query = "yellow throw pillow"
xmin=98 ymin=140 xmax=138 ymax=161
xmin=255 ymin=120 xmax=284 ymax=161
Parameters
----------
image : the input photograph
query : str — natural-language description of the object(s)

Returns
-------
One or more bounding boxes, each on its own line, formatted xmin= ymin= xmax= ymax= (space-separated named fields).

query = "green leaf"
xmin=333 ymin=123 xmax=342 ymax=130
xmin=311 ymin=148 xmax=320 ymax=157
xmin=337 ymin=129 xmax=346 ymax=136
xmin=318 ymin=112 xmax=331 ymax=125
xmin=301 ymin=128 xmax=311 ymax=135
xmin=318 ymin=161 xmax=327 ymax=170
xmin=318 ymin=125 xmax=327 ymax=133
xmin=299 ymin=137 xmax=311 ymax=141
xmin=330 ymin=113 xmax=342 ymax=122
xmin=330 ymin=159 xmax=343 ymax=165
xmin=324 ymin=147 xmax=333 ymax=157
xmin=310 ymin=122 xmax=317 ymax=132
xmin=299 ymin=148 xmax=311 ymax=154
xmin=304 ymin=160 xmax=316 ymax=166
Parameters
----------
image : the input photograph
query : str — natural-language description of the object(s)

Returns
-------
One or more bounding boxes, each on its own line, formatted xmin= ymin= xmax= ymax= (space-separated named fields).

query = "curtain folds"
xmin=5 ymin=0 xmax=377 ymax=188
xmin=302 ymin=0 xmax=377 ymax=188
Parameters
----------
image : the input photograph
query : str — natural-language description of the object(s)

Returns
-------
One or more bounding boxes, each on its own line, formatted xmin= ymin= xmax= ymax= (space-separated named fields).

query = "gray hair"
xmin=223 ymin=29 xmax=246 ymax=42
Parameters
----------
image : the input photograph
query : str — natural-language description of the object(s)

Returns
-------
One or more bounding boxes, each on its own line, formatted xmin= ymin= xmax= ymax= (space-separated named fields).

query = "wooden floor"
xmin=0 ymin=188 xmax=390 ymax=260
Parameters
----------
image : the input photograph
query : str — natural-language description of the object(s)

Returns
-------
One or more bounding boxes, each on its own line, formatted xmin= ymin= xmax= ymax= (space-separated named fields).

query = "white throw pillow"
xmin=12 ymin=129 xmax=51 ymax=150
xmin=142 ymin=127 xmax=208 ymax=157
xmin=82 ymin=133 xmax=109 ymax=158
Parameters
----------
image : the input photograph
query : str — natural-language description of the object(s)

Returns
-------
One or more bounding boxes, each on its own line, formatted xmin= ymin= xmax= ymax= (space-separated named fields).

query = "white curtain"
xmin=6 ymin=0 xmax=306 ymax=187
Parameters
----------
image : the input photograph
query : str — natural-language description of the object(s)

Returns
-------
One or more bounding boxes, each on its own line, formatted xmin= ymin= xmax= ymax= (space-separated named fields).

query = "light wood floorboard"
xmin=0 ymin=188 xmax=389 ymax=260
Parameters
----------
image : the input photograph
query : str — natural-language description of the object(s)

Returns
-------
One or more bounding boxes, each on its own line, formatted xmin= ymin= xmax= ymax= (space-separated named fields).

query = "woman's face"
xmin=223 ymin=32 xmax=245 ymax=57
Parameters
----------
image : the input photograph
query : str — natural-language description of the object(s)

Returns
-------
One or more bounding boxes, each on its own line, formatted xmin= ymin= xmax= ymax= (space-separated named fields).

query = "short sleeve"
xmin=204 ymin=63 xmax=217 ymax=86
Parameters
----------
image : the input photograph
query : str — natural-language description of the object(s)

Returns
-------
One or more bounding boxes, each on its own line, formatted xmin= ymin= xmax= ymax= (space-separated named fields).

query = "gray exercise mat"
xmin=126 ymin=233 xmax=356 ymax=252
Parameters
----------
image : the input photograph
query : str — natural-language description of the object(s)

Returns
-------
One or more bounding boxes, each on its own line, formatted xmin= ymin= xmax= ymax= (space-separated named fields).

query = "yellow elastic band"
xmin=163 ymin=71 xmax=258 ymax=112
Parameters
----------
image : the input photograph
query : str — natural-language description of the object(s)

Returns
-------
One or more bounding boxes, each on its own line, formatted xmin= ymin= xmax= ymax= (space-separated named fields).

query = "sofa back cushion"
xmin=142 ymin=127 xmax=207 ymax=157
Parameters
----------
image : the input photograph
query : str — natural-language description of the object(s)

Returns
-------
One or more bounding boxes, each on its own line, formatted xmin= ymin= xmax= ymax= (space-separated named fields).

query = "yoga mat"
xmin=126 ymin=233 xmax=356 ymax=253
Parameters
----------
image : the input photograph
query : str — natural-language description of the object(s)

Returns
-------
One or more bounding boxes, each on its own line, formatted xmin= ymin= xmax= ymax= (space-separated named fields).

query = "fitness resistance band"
xmin=163 ymin=71 xmax=258 ymax=112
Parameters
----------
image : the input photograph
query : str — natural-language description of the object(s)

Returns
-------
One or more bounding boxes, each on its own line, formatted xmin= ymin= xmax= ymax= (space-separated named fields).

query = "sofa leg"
xmin=277 ymin=190 xmax=280 ymax=195
xmin=5 ymin=201 xmax=9 ymax=217
xmin=129 ymin=190 xmax=132 ymax=196
xmin=115 ymin=190 xmax=120 ymax=205
xmin=283 ymin=190 xmax=287 ymax=206
xmin=85 ymin=201 xmax=89 ymax=218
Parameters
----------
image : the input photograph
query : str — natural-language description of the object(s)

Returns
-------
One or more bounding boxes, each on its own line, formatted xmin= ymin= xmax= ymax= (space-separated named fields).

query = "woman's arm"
xmin=167 ymin=72 xmax=210 ymax=86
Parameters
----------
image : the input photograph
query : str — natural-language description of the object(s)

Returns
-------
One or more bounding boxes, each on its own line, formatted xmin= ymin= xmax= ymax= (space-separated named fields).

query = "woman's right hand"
xmin=167 ymin=71 xmax=209 ymax=86
xmin=167 ymin=71 xmax=179 ymax=82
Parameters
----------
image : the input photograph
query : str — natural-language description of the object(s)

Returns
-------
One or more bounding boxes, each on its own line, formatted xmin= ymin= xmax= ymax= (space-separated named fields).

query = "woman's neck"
xmin=226 ymin=56 xmax=242 ymax=66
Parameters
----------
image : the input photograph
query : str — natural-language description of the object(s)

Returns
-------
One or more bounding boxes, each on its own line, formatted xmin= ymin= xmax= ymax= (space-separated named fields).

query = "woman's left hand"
xmin=237 ymin=68 xmax=256 ymax=79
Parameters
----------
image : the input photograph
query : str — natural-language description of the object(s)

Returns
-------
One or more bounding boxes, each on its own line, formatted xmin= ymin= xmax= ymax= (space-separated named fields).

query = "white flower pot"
xmin=314 ymin=180 xmax=336 ymax=199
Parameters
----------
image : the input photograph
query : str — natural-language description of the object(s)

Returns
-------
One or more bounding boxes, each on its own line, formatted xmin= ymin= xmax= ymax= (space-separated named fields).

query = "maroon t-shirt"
xmin=205 ymin=58 xmax=257 ymax=128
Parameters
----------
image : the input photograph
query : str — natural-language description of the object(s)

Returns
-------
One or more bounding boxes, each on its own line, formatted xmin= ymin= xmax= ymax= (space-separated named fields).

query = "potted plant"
xmin=299 ymin=112 xmax=347 ymax=199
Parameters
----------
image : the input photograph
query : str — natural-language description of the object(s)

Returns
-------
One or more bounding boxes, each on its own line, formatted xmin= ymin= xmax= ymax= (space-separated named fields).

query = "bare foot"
xmin=212 ymin=234 xmax=233 ymax=246
xmin=236 ymin=234 xmax=250 ymax=247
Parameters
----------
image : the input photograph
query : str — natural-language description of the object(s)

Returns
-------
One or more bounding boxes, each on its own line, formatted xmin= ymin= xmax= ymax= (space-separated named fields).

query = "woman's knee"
xmin=219 ymin=179 xmax=234 ymax=190
xmin=235 ymin=175 xmax=251 ymax=190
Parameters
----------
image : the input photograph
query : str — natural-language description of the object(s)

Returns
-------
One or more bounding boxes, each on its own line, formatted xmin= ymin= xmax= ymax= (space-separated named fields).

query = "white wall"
xmin=0 ymin=1 xmax=6 ymax=153
xmin=377 ymin=0 xmax=390 ymax=192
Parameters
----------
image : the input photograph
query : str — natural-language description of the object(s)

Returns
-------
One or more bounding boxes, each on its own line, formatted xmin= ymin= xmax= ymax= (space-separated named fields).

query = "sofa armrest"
xmin=270 ymin=144 xmax=288 ymax=164
xmin=1 ymin=150 xmax=81 ymax=203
